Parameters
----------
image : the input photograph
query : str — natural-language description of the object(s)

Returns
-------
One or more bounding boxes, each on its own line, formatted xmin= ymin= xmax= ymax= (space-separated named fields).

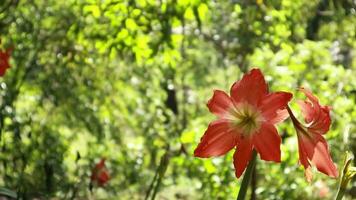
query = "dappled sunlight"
xmin=0 ymin=0 xmax=355 ymax=199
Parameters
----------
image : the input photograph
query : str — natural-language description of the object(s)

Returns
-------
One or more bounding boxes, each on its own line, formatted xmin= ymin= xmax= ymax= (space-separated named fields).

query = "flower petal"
xmin=297 ymin=100 xmax=315 ymax=124
xmin=259 ymin=92 xmax=293 ymax=124
xmin=230 ymin=68 xmax=268 ymax=106
xmin=253 ymin=123 xmax=281 ymax=162
xmin=298 ymin=133 xmax=338 ymax=179
xmin=98 ymin=170 xmax=110 ymax=186
xmin=207 ymin=90 xmax=234 ymax=118
xmin=299 ymin=88 xmax=331 ymax=135
xmin=0 ymin=48 xmax=11 ymax=76
xmin=308 ymin=105 xmax=331 ymax=135
xmin=233 ymin=137 xmax=253 ymax=178
xmin=297 ymin=134 xmax=313 ymax=182
xmin=194 ymin=119 xmax=239 ymax=158
xmin=299 ymin=87 xmax=319 ymax=104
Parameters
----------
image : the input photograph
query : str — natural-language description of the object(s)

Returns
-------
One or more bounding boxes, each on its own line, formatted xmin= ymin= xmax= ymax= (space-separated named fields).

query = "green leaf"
xmin=181 ymin=130 xmax=195 ymax=143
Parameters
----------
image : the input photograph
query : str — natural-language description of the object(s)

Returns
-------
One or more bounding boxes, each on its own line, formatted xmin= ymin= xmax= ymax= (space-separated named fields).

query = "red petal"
xmin=194 ymin=119 xmax=239 ymax=158
xmin=207 ymin=90 xmax=234 ymax=118
xmin=96 ymin=158 xmax=106 ymax=169
xmin=233 ymin=138 xmax=253 ymax=178
xmin=98 ymin=170 xmax=110 ymax=186
xmin=259 ymin=92 xmax=293 ymax=124
xmin=297 ymin=100 xmax=315 ymax=124
xmin=299 ymin=88 xmax=331 ymax=135
xmin=0 ymin=49 xmax=11 ymax=76
xmin=230 ymin=68 xmax=268 ymax=106
xmin=297 ymin=133 xmax=313 ymax=182
xmin=299 ymin=87 xmax=319 ymax=104
xmin=253 ymin=123 xmax=281 ymax=162
xmin=308 ymin=105 xmax=331 ymax=135
xmin=0 ymin=67 xmax=5 ymax=76
xmin=297 ymin=134 xmax=310 ymax=169
xmin=298 ymin=133 xmax=338 ymax=179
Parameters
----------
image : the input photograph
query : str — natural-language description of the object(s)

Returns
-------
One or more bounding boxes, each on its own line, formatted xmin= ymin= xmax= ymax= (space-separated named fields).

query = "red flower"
xmin=90 ymin=158 xmax=110 ymax=187
xmin=0 ymin=47 xmax=11 ymax=77
xmin=287 ymin=88 xmax=338 ymax=182
xmin=194 ymin=68 xmax=293 ymax=178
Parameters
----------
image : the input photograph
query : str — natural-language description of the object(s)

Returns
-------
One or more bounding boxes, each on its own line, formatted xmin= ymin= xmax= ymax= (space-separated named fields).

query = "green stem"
xmin=237 ymin=150 xmax=257 ymax=200
xmin=335 ymin=187 xmax=346 ymax=200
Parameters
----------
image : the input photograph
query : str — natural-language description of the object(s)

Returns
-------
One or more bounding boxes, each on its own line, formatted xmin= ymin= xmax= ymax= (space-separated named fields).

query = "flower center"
xmin=229 ymin=103 xmax=263 ymax=135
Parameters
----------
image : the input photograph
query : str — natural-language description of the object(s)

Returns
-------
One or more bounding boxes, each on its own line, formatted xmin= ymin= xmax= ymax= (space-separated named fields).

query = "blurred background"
xmin=0 ymin=0 xmax=355 ymax=199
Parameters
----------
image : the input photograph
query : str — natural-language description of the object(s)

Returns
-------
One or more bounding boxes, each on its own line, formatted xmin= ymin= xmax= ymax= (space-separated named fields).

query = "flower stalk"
xmin=237 ymin=150 xmax=257 ymax=200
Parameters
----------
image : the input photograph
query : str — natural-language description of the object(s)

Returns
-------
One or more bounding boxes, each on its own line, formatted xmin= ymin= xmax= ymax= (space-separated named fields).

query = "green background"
xmin=0 ymin=0 xmax=355 ymax=199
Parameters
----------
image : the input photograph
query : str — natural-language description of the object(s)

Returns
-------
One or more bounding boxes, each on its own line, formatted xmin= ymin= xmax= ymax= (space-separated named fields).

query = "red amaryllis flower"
xmin=0 ymin=47 xmax=11 ymax=76
xmin=90 ymin=158 xmax=110 ymax=187
xmin=287 ymin=88 xmax=338 ymax=182
xmin=194 ymin=68 xmax=293 ymax=178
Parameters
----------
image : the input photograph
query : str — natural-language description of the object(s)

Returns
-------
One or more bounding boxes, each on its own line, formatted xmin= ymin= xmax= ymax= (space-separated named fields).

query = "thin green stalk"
xmin=237 ymin=150 xmax=257 ymax=200
xmin=335 ymin=187 xmax=346 ymax=200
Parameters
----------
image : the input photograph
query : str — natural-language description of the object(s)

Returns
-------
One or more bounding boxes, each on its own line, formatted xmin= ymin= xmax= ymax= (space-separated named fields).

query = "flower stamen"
xmin=230 ymin=103 xmax=263 ymax=135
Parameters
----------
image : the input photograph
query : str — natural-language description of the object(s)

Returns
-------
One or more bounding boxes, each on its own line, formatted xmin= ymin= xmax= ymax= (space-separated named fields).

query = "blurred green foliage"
xmin=0 ymin=0 xmax=355 ymax=199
